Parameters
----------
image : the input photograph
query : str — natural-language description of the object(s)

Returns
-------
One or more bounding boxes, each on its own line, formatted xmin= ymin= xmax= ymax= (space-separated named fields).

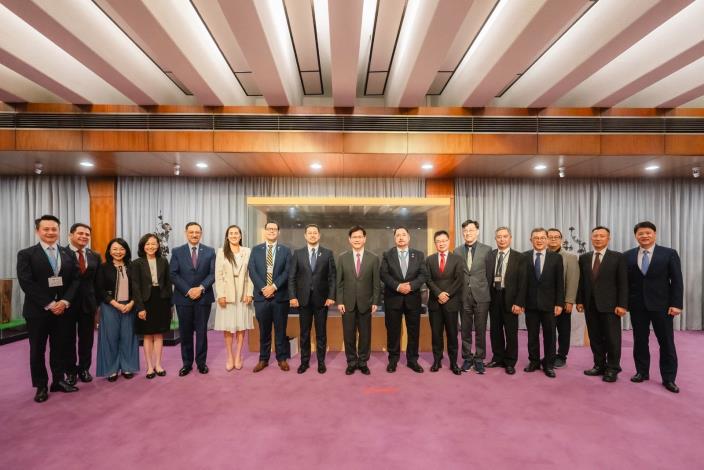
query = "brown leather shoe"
xmin=253 ymin=361 xmax=268 ymax=373
xmin=278 ymin=360 xmax=290 ymax=371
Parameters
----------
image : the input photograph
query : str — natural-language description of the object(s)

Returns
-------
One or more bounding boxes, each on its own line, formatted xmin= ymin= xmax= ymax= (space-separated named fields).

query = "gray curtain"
xmin=455 ymin=178 xmax=704 ymax=330
xmin=0 ymin=176 xmax=91 ymax=320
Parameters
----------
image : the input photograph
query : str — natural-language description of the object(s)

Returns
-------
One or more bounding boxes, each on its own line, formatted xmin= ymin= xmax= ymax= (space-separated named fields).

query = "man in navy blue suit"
xmin=625 ymin=221 xmax=684 ymax=393
xmin=170 ymin=222 xmax=216 ymax=376
xmin=248 ymin=221 xmax=292 ymax=372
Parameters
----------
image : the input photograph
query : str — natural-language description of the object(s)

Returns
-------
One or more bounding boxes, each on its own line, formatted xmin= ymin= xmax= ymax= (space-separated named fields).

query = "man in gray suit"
xmin=547 ymin=228 xmax=579 ymax=368
xmin=337 ymin=225 xmax=380 ymax=376
xmin=454 ymin=219 xmax=491 ymax=374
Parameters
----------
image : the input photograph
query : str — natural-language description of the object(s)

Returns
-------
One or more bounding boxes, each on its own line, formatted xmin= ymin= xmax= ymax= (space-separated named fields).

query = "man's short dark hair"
xmin=348 ymin=225 xmax=366 ymax=237
xmin=304 ymin=224 xmax=320 ymax=232
xmin=393 ymin=226 xmax=409 ymax=236
xmin=547 ymin=228 xmax=562 ymax=237
xmin=137 ymin=233 xmax=162 ymax=258
xmin=592 ymin=226 xmax=611 ymax=234
xmin=530 ymin=227 xmax=548 ymax=237
xmin=185 ymin=222 xmax=202 ymax=231
xmin=70 ymin=223 xmax=91 ymax=234
xmin=433 ymin=230 xmax=450 ymax=241
xmin=461 ymin=219 xmax=479 ymax=230
xmin=633 ymin=221 xmax=657 ymax=234
xmin=265 ymin=220 xmax=280 ymax=230
xmin=35 ymin=214 xmax=60 ymax=229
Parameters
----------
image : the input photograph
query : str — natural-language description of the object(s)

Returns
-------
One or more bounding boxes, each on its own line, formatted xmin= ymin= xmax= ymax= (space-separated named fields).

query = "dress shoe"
xmin=461 ymin=359 xmax=473 ymax=372
xmin=318 ymin=363 xmax=327 ymax=374
xmin=65 ymin=373 xmax=77 ymax=386
xmin=663 ymin=381 xmax=680 ymax=393
xmin=34 ymin=386 xmax=48 ymax=403
xmin=146 ymin=371 xmax=156 ymax=379
xmin=225 ymin=362 xmax=234 ymax=372
xmin=603 ymin=371 xmax=617 ymax=383
xmin=544 ymin=368 xmax=556 ymax=378
xmin=359 ymin=365 xmax=371 ymax=375
xmin=505 ymin=366 xmax=516 ymax=375
xmin=122 ymin=372 xmax=134 ymax=379
xmin=197 ymin=364 xmax=209 ymax=374
xmin=386 ymin=362 xmax=397 ymax=373
xmin=486 ymin=361 xmax=505 ymax=369
xmin=430 ymin=361 xmax=442 ymax=372
xmin=584 ymin=366 xmax=605 ymax=376
xmin=451 ymin=365 xmax=462 ymax=375
xmin=179 ymin=366 xmax=192 ymax=377
xmin=50 ymin=381 xmax=79 ymax=393
xmin=474 ymin=361 xmax=485 ymax=374
xmin=630 ymin=373 xmax=650 ymax=383
xmin=554 ymin=357 xmax=567 ymax=369
xmin=107 ymin=373 xmax=119 ymax=382
xmin=297 ymin=363 xmax=309 ymax=374
xmin=278 ymin=360 xmax=290 ymax=372
xmin=345 ymin=365 xmax=356 ymax=375
xmin=253 ymin=361 xmax=268 ymax=373
xmin=155 ymin=369 xmax=166 ymax=377
xmin=524 ymin=362 xmax=541 ymax=373
xmin=407 ymin=362 xmax=424 ymax=373
xmin=78 ymin=370 xmax=93 ymax=383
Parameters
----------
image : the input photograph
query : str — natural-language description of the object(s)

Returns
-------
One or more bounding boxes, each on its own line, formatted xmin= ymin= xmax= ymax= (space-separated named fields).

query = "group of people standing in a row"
xmin=17 ymin=215 xmax=683 ymax=404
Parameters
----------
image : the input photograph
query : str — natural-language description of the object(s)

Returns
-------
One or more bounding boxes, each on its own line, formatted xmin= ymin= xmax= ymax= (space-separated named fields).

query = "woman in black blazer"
xmin=131 ymin=233 xmax=173 ymax=379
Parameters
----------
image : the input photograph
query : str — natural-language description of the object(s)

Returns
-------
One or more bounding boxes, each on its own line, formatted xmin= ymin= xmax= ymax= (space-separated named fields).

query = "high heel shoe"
xmin=155 ymin=368 xmax=166 ymax=377
xmin=146 ymin=369 xmax=156 ymax=379
xmin=234 ymin=356 xmax=243 ymax=370
xmin=225 ymin=361 xmax=234 ymax=372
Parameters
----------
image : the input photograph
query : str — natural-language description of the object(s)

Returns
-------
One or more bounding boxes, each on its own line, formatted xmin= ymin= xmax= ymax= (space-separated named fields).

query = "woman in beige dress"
xmin=214 ymin=225 xmax=254 ymax=371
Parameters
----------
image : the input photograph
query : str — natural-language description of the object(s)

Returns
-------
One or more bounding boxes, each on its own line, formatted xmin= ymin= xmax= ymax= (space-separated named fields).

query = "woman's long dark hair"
xmin=222 ymin=225 xmax=243 ymax=265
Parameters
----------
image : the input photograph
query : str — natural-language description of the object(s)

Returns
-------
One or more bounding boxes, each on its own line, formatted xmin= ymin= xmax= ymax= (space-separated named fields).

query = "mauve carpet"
xmin=1 ymin=330 xmax=703 ymax=470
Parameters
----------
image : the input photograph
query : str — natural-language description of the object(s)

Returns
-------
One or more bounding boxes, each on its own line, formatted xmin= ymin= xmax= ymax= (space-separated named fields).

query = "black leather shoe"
xmin=297 ymin=363 xmax=309 ymax=374
xmin=603 ymin=371 xmax=617 ymax=382
xmin=359 ymin=365 xmax=371 ymax=375
xmin=50 ymin=380 xmax=79 ymax=393
xmin=65 ymin=373 xmax=77 ymax=386
xmin=584 ymin=366 xmax=605 ymax=376
xmin=407 ymin=362 xmax=424 ymax=373
xmin=486 ymin=361 xmax=505 ymax=368
xmin=461 ymin=359 xmax=473 ymax=372
xmin=505 ymin=366 xmax=516 ymax=375
xmin=663 ymin=381 xmax=680 ymax=393
xmin=122 ymin=372 xmax=134 ymax=379
xmin=345 ymin=365 xmax=356 ymax=375
xmin=430 ymin=361 xmax=442 ymax=372
xmin=146 ymin=371 xmax=156 ymax=379
xmin=554 ymin=357 xmax=567 ymax=369
xmin=107 ymin=373 xmax=119 ymax=382
xmin=630 ymin=373 xmax=649 ymax=383
xmin=155 ymin=369 xmax=166 ymax=377
xmin=197 ymin=364 xmax=209 ymax=374
xmin=524 ymin=362 xmax=541 ymax=373
xmin=451 ymin=365 xmax=462 ymax=375
xmin=78 ymin=370 xmax=93 ymax=383
xmin=179 ymin=366 xmax=192 ymax=377
xmin=386 ymin=362 xmax=397 ymax=373
xmin=544 ymin=368 xmax=556 ymax=378
xmin=34 ymin=386 xmax=49 ymax=403
xmin=318 ymin=363 xmax=327 ymax=374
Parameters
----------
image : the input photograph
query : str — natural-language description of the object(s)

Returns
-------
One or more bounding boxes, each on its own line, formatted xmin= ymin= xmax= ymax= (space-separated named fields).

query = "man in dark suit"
xmin=17 ymin=215 xmax=81 ymax=403
xmin=485 ymin=226 xmax=526 ymax=375
xmin=576 ymin=226 xmax=628 ymax=383
xmin=380 ymin=226 xmax=427 ymax=373
xmin=523 ymin=228 xmax=564 ymax=378
xmin=170 ymin=222 xmax=216 ymax=376
xmin=65 ymin=223 xmax=101 ymax=385
xmin=454 ymin=219 xmax=491 ymax=374
xmin=625 ymin=221 xmax=683 ymax=393
xmin=289 ymin=224 xmax=336 ymax=374
xmin=337 ymin=225 xmax=380 ymax=375
xmin=425 ymin=230 xmax=464 ymax=375
xmin=249 ymin=221 xmax=292 ymax=372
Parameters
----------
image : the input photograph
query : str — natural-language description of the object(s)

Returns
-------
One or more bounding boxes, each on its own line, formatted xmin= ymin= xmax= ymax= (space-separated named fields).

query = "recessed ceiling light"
xmin=693 ymin=167 xmax=701 ymax=178
xmin=645 ymin=165 xmax=660 ymax=171
xmin=421 ymin=163 xmax=434 ymax=170
xmin=558 ymin=166 xmax=566 ymax=178
xmin=79 ymin=161 xmax=94 ymax=168
xmin=310 ymin=163 xmax=322 ymax=170
xmin=533 ymin=164 xmax=547 ymax=171
xmin=196 ymin=162 xmax=208 ymax=169
xmin=34 ymin=162 xmax=43 ymax=175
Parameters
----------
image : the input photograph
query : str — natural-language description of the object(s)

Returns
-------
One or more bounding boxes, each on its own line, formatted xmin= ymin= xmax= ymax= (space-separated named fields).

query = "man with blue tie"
xmin=170 ymin=222 xmax=216 ymax=376
xmin=249 ymin=221 xmax=292 ymax=372
xmin=625 ymin=221 xmax=684 ymax=393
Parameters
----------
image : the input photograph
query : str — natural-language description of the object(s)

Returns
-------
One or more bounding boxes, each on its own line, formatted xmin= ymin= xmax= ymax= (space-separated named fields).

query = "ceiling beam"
xmin=328 ymin=0 xmax=364 ymax=107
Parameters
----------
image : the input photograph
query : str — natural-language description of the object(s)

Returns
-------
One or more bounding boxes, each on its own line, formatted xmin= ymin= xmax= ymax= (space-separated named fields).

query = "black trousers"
xmin=525 ymin=309 xmax=556 ymax=368
xmin=488 ymin=290 xmax=519 ymax=367
xmin=176 ymin=304 xmax=212 ymax=367
xmin=254 ymin=300 xmax=290 ymax=362
xmin=428 ymin=305 xmax=459 ymax=365
xmin=299 ymin=303 xmax=328 ymax=365
xmin=631 ymin=308 xmax=677 ymax=382
xmin=26 ymin=312 xmax=73 ymax=387
xmin=555 ymin=311 xmax=572 ymax=360
xmin=342 ymin=307 xmax=371 ymax=367
xmin=460 ymin=291 xmax=490 ymax=361
xmin=384 ymin=303 xmax=421 ymax=364
xmin=67 ymin=306 xmax=95 ymax=374
xmin=585 ymin=302 xmax=622 ymax=372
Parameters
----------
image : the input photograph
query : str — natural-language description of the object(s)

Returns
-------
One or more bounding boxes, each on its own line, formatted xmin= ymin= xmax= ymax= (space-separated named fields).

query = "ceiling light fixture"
xmin=34 ymin=162 xmax=43 ymax=175
xmin=534 ymin=164 xmax=547 ymax=171
xmin=79 ymin=161 xmax=95 ymax=168
xmin=174 ymin=164 xmax=181 ymax=176
xmin=693 ymin=167 xmax=701 ymax=178
xmin=558 ymin=166 xmax=566 ymax=178
xmin=310 ymin=163 xmax=323 ymax=170
xmin=645 ymin=164 xmax=660 ymax=172
xmin=196 ymin=162 xmax=208 ymax=169
xmin=421 ymin=163 xmax=434 ymax=170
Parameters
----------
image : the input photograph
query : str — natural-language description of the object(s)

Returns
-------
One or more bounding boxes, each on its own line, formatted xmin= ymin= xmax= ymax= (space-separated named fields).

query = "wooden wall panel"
xmin=601 ymin=135 xmax=664 ymax=155
xmin=87 ymin=177 xmax=116 ymax=259
xmin=426 ymin=178 xmax=455 ymax=246
xmin=472 ymin=134 xmax=537 ymax=155
xmin=665 ymin=135 xmax=704 ymax=155
xmin=83 ymin=131 xmax=148 ymax=151
xmin=0 ymin=130 xmax=14 ymax=150
xmin=407 ymin=133 xmax=472 ymax=154
xmin=343 ymin=133 xmax=407 ymax=154
xmin=16 ymin=130 xmax=82 ymax=151
xmin=538 ymin=134 xmax=600 ymax=155
xmin=279 ymin=132 xmax=343 ymax=153
xmin=214 ymin=131 xmax=279 ymax=153
xmin=149 ymin=131 xmax=213 ymax=152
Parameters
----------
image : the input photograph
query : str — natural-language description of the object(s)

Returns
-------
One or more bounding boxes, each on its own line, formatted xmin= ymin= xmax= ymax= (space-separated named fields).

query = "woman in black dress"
xmin=132 ymin=233 xmax=173 ymax=379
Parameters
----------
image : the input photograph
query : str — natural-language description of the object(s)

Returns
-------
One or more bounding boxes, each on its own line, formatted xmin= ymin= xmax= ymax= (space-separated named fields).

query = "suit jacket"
xmin=336 ymin=250 xmax=380 ymax=312
xmin=576 ymin=249 xmax=628 ymax=312
xmin=380 ymin=247 xmax=427 ymax=310
xmin=454 ymin=242 xmax=491 ymax=303
xmin=288 ymin=245 xmax=336 ymax=308
xmin=17 ymin=243 xmax=80 ymax=319
xmin=66 ymin=246 xmax=101 ymax=314
xmin=524 ymin=250 xmax=565 ymax=312
xmin=131 ymin=257 xmax=173 ymax=312
xmin=556 ymin=249 xmax=580 ymax=305
xmin=485 ymin=249 xmax=527 ymax=312
xmin=170 ymin=243 xmax=216 ymax=306
xmin=624 ymin=245 xmax=683 ymax=312
xmin=425 ymin=252 xmax=464 ymax=312
xmin=214 ymin=247 xmax=254 ymax=303
xmin=96 ymin=261 xmax=134 ymax=304
xmin=248 ymin=242 xmax=291 ymax=303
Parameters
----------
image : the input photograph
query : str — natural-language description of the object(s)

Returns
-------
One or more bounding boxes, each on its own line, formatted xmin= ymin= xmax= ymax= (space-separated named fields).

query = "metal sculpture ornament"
xmin=155 ymin=212 xmax=172 ymax=257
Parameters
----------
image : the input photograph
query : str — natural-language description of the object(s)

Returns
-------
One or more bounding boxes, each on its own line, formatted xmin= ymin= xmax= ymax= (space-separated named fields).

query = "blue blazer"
xmin=625 ymin=245 xmax=683 ymax=312
xmin=248 ymin=242 xmax=291 ymax=303
xmin=169 ymin=243 xmax=216 ymax=306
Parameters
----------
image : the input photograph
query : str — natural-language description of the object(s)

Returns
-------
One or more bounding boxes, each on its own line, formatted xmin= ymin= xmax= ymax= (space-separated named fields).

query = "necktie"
xmin=191 ymin=246 xmax=198 ymax=268
xmin=592 ymin=252 xmax=601 ymax=281
xmin=466 ymin=245 xmax=473 ymax=271
xmin=266 ymin=245 xmax=273 ymax=285
xmin=439 ymin=252 xmax=446 ymax=273
xmin=355 ymin=253 xmax=361 ymax=276
xmin=400 ymin=251 xmax=408 ymax=278
xmin=46 ymin=246 xmax=58 ymax=275
xmin=534 ymin=252 xmax=542 ymax=279
xmin=78 ymin=249 xmax=87 ymax=274
xmin=641 ymin=250 xmax=650 ymax=275
xmin=495 ymin=251 xmax=505 ymax=289
xmin=310 ymin=248 xmax=317 ymax=271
